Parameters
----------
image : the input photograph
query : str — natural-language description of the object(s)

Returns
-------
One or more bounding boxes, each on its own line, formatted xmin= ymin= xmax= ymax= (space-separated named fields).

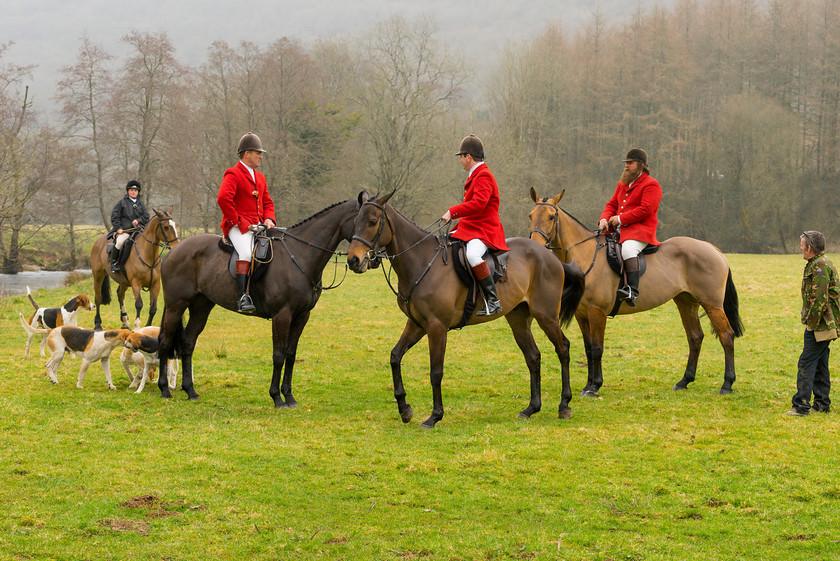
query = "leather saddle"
xmin=449 ymin=238 xmax=509 ymax=329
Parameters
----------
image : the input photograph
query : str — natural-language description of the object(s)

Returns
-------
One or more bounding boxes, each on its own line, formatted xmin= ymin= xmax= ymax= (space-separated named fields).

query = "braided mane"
xmin=288 ymin=199 xmax=350 ymax=229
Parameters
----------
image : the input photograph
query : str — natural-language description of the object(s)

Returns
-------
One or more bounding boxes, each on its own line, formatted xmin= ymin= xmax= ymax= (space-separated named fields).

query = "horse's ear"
xmin=377 ymin=190 xmax=396 ymax=206
xmin=550 ymin=190 xmax=566 ymax=205
xmin=357 ymin=190 xmax=371 ymax=205
xmin=529 ymin=187 xmax=539 ymax=203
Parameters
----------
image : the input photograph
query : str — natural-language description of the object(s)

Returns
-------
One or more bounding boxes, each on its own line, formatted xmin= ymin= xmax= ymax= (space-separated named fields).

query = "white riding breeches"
xmin=115 ymin=232 xmax=130 ymax=250
xmin=621 ymin=239 xmax=649 ymax=261
xmin=228 ymin=225 xmax=255 ymax=262
xmin=465 ymin=239 xmax=489 ymax=268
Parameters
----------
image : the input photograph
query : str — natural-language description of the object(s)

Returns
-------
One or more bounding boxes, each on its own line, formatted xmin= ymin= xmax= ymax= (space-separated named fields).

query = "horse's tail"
xmin=560 ymin=260 xmax=586 ymax=328
xmin=723 ymin=269 xmax=744 ymax=338
xmin=100 ymin=274 xmax=112 ymax=306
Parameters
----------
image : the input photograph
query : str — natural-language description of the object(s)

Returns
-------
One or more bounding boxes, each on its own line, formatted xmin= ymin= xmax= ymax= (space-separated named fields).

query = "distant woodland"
xmin=2 ymin=0 xmax=840 ymax=272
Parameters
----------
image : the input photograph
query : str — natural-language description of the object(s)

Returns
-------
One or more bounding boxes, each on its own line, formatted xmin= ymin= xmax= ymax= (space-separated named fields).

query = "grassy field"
xmin=0 ymin=253 xmax=838 ymax=560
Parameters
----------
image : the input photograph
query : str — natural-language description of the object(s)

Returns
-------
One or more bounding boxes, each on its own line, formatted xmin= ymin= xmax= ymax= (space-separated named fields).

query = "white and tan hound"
xmin=120 ymin=326 xmax=178 ymax=393
xmin=19 ymin=314 xmax=132 ymax=389
xmin=22 ymin=286 xmax=94 ymax=357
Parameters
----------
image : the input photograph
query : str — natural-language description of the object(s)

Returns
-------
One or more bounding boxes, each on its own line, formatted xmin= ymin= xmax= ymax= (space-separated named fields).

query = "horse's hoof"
xmin=516 ymin=411 xmax=531 ymax=420
xmin=400 ymin=406 xmax=414 ymax=424
xmin=160 ymin=392 xmax=171 ymax=399
xmin=719 ymin=387 xmax=733 ymax=395
xmin=558 ymin=407 xmax=573 ymax=420
xmin=673 ymin=383 xmax=688 ymax=391
xmin=580 ymin=389 xmax=599 ymax=398
xmin=420 ymin=423 xmax=435 ymax=430
xmin=275 ymin=401 xmax=299 ymax=409
xmin=188 ymin=394 xmax=200 ymax=401
xmin=420 ymin=416 xmax=437 ymax=429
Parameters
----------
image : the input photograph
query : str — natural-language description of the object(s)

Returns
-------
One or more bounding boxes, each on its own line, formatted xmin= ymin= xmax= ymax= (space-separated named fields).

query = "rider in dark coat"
xmin=109 ymin=180 xmax=150 ymax=273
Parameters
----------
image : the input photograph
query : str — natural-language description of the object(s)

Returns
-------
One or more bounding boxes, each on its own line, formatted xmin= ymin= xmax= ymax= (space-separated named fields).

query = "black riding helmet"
xmin=126 ymin=180 xmax=142 ymax=193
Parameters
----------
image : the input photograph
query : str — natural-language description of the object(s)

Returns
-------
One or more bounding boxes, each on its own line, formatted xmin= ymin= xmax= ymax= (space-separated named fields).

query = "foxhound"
xmin=120 ymin=326 xmax=178 ymax=393
xmin=22 ymin=286 xmax=94 ymax=357
xmin=20 ymin=314 xmax=132 ymax=389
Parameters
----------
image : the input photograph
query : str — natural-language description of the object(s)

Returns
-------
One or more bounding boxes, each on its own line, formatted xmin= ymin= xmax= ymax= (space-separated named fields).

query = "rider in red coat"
xmin=598 ymin=147 xmax=662 ymax=306
xmin=443 ymin=135 xmax=509 ymax=316
xmin=217 ymin=132 xmax=277 ymax=313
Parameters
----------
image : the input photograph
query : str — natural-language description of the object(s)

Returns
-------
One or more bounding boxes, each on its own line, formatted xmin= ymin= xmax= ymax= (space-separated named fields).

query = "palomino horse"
xmin=155 ymin=196 xmax=362 ymax=407
xmin=346 ymin=192 xmax=585 ymax=429
xmin=528 ymin=188 xmax=744 ymax=397
xmin=91 ymin=210 xmax=179 ymax=331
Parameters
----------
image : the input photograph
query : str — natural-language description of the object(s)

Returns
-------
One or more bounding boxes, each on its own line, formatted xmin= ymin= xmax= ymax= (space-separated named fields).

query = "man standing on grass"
xmin=786 ymin=230 xmax=839 ymax=416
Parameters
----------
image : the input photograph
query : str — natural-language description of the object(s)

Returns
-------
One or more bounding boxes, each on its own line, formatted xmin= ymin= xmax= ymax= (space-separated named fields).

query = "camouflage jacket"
xmin=801 ymin=254 xmax=840 ymax=331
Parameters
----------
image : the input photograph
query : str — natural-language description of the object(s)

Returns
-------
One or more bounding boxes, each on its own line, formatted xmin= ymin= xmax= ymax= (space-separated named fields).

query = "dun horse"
xmin=91 ymin=210 xmax=179 ymax=331
xmin=155 ymin=196 xmax=361 ymax=407
xmin=346 ymin=192 xmax=585 ymax=429
xmin=528 ymin=188 xmax=744 ymax=397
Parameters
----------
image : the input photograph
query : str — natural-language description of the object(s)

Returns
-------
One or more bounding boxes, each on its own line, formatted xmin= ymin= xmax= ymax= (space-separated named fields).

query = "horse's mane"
xmin=559 ymin=207 xmax=594 ymax=233
xmin=287 ymin=199 xmax=349 ymax=230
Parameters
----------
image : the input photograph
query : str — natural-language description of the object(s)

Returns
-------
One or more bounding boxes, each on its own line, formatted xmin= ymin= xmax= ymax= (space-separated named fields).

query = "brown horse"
xmin=346 ymin=191 xmax=585 ymax=429
xmin=91 ymin=210 xmax=179 ymax=331
xmin=155 ymin=196 xmax=362 ymax=406
xmin=528 ymin=188 xmax=744 ymax=397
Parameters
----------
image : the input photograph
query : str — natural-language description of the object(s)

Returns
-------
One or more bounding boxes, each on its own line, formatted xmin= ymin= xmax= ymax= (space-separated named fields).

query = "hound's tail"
xmin=19 ymin=313 xmax=49 ymax=334
xmin=26 ymin=286 xmax=39 ymax=310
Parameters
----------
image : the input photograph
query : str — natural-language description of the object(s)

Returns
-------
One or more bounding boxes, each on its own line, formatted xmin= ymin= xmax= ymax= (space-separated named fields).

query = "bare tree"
xmin=111 ymin=31 xmax=184 ymax=206
xmin=0 ymin=43 xmax=41 ymax=273
xmin=347 ymin=16 xmax=468 ymax=215
xmin=55 ymin=35 xmax=115 ymax=229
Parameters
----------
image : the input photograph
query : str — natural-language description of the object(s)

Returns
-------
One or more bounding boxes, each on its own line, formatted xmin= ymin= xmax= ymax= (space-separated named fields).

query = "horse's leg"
xmin=581 ymin=307 xmax=607 ymax=398
xmin=116 ymin=284 xmax=131 ymax=329
xmin=702 ymin=303 xmax=737 ymax=395
xmin=269 ymin=309 xmax=293 ymax=408
xmin=390 ymin=320 xmax=427 ymax=424
xmin=130 ymin=281 xmax=144 ymax=330
xmin=422 ymin=319 xmax=448 ymax=429
xmin=504 ymin=305 xmax=542 ymax=419
xmin=277 ymin=310 xmax=312 ymax=409
xmin=179 ymin=300 xmax=214 ymax=400
xmin=672 ymin=294 xmax=704 ymax=391
xmin=145 ymin=279 xmax=160 ymax=327
xmin=532 ymin=311 xmax=573 ymax=420
xmin=93 ymin=271 xmax=104 ymax=331
xmin=157 ymin=305 xmax=186 ymax=398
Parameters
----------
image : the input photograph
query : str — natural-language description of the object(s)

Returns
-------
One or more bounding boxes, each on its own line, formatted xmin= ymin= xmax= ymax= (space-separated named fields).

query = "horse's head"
xmin=528 ymin=187 xmax=565 ymax=247
xmin=347 ymin=190 xmax=394 ymax=273
xmin=150 ymin=209 xmax=180 ymax=248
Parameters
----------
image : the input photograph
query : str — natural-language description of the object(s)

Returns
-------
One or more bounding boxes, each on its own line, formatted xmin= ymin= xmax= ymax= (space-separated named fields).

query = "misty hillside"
xmin=3 ymin=0 xmax=672 ymax=113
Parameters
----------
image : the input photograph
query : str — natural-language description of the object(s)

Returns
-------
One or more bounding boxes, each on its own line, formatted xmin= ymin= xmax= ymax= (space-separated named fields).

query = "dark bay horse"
xmin=91 ymin=210 xmax=179 ymax=331
xmin=346 ymin=192 xmax=585 ymax=429
xmin=155 ymin=196 xmax=362 ymax=407
xmin=528 ymin=188 xmax=744 ymax=397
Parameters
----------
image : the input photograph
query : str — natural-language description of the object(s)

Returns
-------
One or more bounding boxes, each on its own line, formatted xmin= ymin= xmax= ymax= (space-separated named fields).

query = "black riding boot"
xmin=473 ymin=262 xmax=502 ymax=316
xmin=618 ymin=256 xmax=641 ymax=306
xmin=235 ymin=260 xmax=256 ymax=314
xmin=109 ymin=246 xmax=121 ymax=274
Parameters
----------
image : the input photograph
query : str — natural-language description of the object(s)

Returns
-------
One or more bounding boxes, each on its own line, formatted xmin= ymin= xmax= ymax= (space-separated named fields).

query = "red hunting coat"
xmin=217 ymin=161 xmax=276 ymax=237
xmin=448 ymin=163 xmax=510 ymax=251
xmin=600 ymin=172 xmax=662 ymax=245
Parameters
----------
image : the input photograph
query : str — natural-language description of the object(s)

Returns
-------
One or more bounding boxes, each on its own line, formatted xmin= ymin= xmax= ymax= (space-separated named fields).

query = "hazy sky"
xmin=4 ymin=0 xmax=668 ymax=113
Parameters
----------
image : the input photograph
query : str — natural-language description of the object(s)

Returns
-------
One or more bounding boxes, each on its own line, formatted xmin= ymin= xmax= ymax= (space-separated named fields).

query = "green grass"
xmin=1 ymin=254 xmax=838 ymax=560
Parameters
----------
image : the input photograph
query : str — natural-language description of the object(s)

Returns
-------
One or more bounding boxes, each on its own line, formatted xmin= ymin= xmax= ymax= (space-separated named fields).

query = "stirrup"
xmin=617 ymin=285 xmax=637 ymax=306
xmin=237 ymin=294 xmax=256 ymax=313
xmin=476 ymin=298 xmax=502 ymax=316
xmin=110 ymin=262 xmax=120 ymax=274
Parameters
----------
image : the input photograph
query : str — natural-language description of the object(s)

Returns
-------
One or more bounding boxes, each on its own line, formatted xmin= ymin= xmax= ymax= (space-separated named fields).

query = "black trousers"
xmin=792 ymin=329 xmax=832 ymax=413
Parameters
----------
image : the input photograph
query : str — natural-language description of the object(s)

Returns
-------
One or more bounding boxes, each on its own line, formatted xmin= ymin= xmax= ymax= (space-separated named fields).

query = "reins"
xmin=530 ymin=201 xmax=606 ymax=276
xmin=354 ymin=201 xmax=452 ymax=314
xmin=264 ymin=227 xmax=349 ymax=291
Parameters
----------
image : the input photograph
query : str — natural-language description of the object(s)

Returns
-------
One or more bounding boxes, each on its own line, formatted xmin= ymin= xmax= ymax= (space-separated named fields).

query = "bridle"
xmin=352 ymin=200 xmax=451 ymax=317
xmin=133 ymin=215 xmax=179 ymax=271
xmin=529 ymin=200 xmax=605 ymax=276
